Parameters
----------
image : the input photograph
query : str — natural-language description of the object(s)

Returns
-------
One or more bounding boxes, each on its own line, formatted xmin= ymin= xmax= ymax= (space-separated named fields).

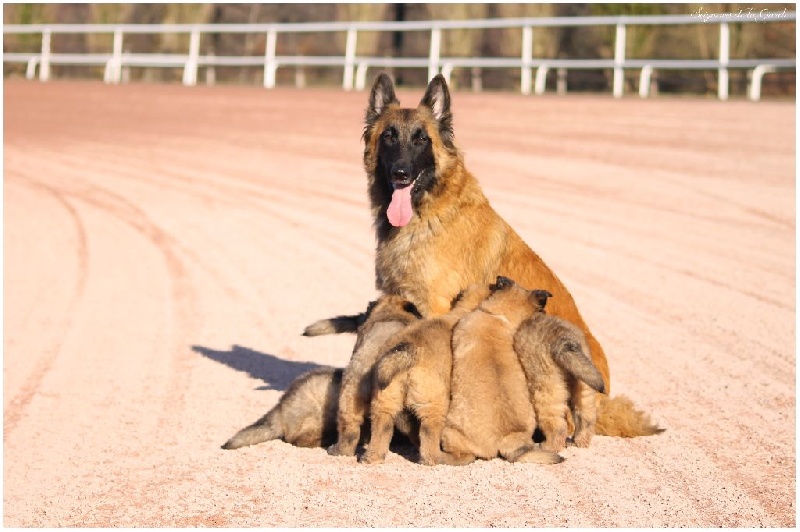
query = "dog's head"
xmin=487 ymin=275 xmax=553 ymax=313
xmin=363 ymin=73 xmax=457 ymax=229
xmin=364 ymin=294 xmax=423 ymax=325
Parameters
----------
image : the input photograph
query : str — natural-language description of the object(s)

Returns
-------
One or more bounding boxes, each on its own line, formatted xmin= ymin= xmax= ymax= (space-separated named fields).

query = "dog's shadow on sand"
xmin=192 ymin=344 xmax=326 ymax=392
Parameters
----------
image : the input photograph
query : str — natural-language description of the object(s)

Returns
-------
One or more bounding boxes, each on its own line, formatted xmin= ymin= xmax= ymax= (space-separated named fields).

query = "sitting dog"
xmin=222 ymin=367 xmax=342 ymax=450
xmin=359 ymin=283 xmax=491 ymax=465
xmin=514 ymin=293 xmax=606 ymax=452
xmin=441 ymin=276 xmax=563 ymax=465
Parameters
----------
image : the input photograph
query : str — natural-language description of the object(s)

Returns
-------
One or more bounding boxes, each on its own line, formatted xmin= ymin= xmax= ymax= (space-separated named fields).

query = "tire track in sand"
xmin=58 ymin=182 xmax=199 ymax=434
xmin=3 ymin=174 xmax=89 ymax=440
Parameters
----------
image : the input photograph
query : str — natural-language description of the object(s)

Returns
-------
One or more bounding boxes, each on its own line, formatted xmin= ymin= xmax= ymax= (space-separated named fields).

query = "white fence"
xmin=3 ymin=12 xmax=796 ymax=100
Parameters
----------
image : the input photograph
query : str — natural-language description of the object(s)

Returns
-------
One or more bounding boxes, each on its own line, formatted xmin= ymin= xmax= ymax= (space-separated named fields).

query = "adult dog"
xmin=362 ymin=73 xmax=661 ymax=438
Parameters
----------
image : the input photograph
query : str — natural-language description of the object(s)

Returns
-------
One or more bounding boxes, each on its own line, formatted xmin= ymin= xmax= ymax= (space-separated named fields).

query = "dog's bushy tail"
xmin=375 ymin=342 xmax=417 ymax=389
xmin=595 ymin=394 xmax=665 ymax=437
xmin=552 ymin=339 xmax=606 ymax=393
xmin=221 ymin=408 xmax=283 ymax=450
xmin=302 ymin=313 xmax=364 ymax=336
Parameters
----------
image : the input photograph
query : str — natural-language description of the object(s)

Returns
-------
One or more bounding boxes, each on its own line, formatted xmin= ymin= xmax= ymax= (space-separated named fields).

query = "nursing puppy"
xmin=440 ymin=276 xmax=563 ymax=465
xmin=222 ymin=367 xmax=342 ymax=450
xmin=514 ymin=296 xmax=606 ymax=452
xmin=324 ymin=295 xmax=422 ymax=457
xmin=360 ymin=283 xmax=491 ymax=466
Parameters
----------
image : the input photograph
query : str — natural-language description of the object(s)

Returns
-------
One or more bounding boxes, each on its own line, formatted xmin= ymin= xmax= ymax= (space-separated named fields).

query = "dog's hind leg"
xmin=416 ymin=412 xmax=449 ymax=466
xmin=532 ymin=372 xmax=571 ymax=453
xmin=569 ymin=380 xmax=598 ymax=448
xmin=360 ymin=380 xmax=405 ymax=464
xmin=328 ymin=378 xmax=369 ymax=456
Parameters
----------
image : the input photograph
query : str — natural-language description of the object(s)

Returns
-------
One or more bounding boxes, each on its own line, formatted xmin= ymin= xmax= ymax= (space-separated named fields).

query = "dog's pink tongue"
xmin=387 ymin=186 xmax=413 ymax=227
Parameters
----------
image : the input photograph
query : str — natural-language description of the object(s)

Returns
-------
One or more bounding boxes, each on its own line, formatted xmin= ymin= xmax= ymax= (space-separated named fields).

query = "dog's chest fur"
xmin=375 ymin=199 xmax=508 ymax=317
xmin=375 ymin=215 xmax=450 ymax=315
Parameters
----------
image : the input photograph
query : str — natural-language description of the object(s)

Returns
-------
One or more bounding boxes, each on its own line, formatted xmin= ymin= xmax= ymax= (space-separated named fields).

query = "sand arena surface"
xmin=3 ymin=79 xmax=795 ymax=527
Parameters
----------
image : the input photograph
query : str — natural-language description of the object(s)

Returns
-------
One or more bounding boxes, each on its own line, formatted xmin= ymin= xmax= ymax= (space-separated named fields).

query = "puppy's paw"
xmin=540 ymin=438 xmax=567 ymax=453
xmin=327 ymin=443 xmax=355 ymax=457
xmin=358 ymin=451 xmax=385 ymax=464
xmin=572 ymin=431 xmax=594 ymax=448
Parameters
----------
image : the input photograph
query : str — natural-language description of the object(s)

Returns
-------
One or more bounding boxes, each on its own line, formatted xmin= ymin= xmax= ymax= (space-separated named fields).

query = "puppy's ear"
xmin=366 ymin=73 xmax=399 ymax=127
xmin=490 ymin=275 xmax=514 ymax=292
xmin=531 ymin=290 xmax=553 ymax=309
xmin=364 ymin=299 xmax=379 ymax=317
xmin=419 ymin=74 xmax=454 ymax=147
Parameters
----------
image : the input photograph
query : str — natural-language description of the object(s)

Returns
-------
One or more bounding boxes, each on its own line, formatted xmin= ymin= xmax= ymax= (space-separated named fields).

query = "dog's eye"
xmin=382 ymin=130 xmax=395 ymax=143
xmin=413 ymin=133 xmax=429 ymax=146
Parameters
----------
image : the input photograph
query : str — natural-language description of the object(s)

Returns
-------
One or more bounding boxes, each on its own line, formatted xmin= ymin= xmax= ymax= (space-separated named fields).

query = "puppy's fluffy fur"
xmin=360 ymin=283 xmax=491 ymax=465
xmin=441 ymin=277 xmax=563 ymax=465
xmin=325 ymin=295 xmax=421 ymax=456
xmin=514 ymin=307 xmax=605 ymax=452
xmin=222 ymin=367 xmax=342 ymax=450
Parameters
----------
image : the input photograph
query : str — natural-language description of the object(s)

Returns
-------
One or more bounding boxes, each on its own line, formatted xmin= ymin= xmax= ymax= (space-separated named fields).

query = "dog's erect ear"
xmin=531 ymin=289 xmax=553 ymax=309
xmin=366 ymin=73 xmax=399 ymax=126
xmin=490 ymin=275 xmax=515 ymax=292
xmin=419 ymin=74 xmax=454 ymax=146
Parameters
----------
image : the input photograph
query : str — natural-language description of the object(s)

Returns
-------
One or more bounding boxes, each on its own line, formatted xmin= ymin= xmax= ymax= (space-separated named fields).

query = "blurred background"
xmin=3 ymin=3 xmax=796 ymax=97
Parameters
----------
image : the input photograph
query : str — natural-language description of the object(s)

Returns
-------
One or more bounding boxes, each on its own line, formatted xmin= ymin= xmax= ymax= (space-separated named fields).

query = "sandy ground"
xmin=3 ymin=79 xmax=795 ymax=527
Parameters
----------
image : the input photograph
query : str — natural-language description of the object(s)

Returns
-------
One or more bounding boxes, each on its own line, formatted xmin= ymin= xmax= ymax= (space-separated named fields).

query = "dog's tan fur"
xmin=514 ymin=309 xmax=605 ymax=452
xmin=326 ymin=295 xmax=421 ymax=456
xmin=363 ymin=73 xmax=662 ymax=438
xmin=222 ymin=367 xmax=342 ymax=450
xmin=440 ymin=277 xmax=563 ymax=465
xmin=359 ymin=283 xmax=491 ymax=466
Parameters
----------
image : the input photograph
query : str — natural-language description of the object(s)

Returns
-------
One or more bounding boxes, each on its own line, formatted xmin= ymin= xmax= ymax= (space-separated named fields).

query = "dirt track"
xmin=4 ymin=79 xmax=795 ymax=527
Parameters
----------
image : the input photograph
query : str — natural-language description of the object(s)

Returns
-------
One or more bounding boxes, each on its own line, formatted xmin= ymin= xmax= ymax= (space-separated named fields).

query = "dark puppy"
xmin=222 ymin=367 xmax=342 ymax=450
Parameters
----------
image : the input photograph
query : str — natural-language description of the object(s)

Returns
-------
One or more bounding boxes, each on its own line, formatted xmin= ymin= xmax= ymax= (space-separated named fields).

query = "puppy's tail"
xmin=552 ymin=339 xmax=606 ymax=393
xmin=595 ymin=394 xmax=665 ymax=437
xmin=374 ymin=342 xmax=417 ymax=389
xmin=221 ymin=408 xmax=284 ymax=450
xmin=302 ymin=313 xmax=364 ymax=336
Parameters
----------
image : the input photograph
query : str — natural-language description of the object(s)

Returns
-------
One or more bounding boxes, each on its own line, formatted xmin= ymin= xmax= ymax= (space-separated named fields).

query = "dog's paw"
xmin=327 ymin=443 xmax=355 ymax=457
xmin=358 ymin=451 xmax=385 ymax=464
xmin=540 ymin=438 xmax=567 ymax=453
xmin=571 ymin=431 xmax=594 ymax=448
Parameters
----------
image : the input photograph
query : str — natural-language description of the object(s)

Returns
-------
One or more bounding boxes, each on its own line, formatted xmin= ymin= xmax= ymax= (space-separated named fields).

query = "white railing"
xmin=3 ymin=12 xmax=796 ymax=100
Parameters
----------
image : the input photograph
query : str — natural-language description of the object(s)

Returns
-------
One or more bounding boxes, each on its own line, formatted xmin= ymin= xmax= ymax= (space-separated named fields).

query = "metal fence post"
xmin=428 ymin=26 xmax=441 ymax=81
xmin=613 ymin=22 xmax=626 ymax=98
xmin=718 ymin=22 xmax=729 ymax=100
xmin=343 ymin=27 xmax=357 ymax=90
xmin=520 ymin=25 xmax=533 ymax=95
xmin=263 ymin=29 xmax=277 ymax=89
xmin=40 ymin=28 xmax=51 ymax=82
xmin=182 ymin=28 xmax=200 ymax=86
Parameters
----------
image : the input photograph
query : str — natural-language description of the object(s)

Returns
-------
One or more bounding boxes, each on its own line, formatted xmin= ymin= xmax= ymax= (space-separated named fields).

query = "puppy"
xmin=222 ymin=367 xmax=342 ymax=450
xmin=324 ymin=295 xmax=421 ymax=456
xmin=441 ymin=276 xmax=563 ymax=465
xmin=514 ymin=297 xmax=606 ymax=452
xmin=359 ymin=283 xmax=491 ymax=465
